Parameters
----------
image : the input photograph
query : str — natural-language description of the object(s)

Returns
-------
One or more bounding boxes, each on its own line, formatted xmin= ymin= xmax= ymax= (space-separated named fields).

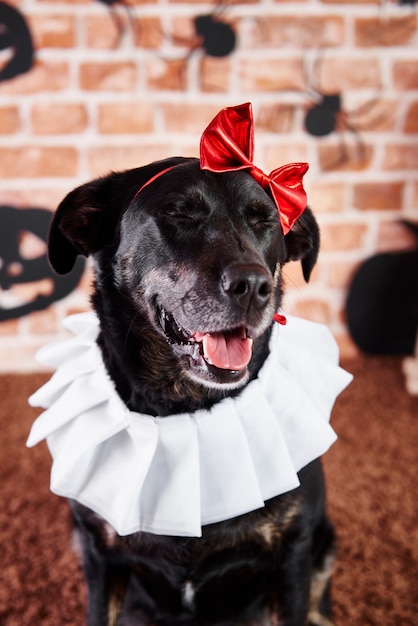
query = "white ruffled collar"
xmin=27 ymin=312 xmax=352 ymax=537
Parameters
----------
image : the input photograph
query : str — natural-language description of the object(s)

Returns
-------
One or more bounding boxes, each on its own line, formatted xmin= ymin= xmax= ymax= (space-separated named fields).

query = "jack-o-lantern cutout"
xmin=0 ymin=2 xmax=34 ymax=82
xmin=0 ymin=206 xmax=85 ymax=321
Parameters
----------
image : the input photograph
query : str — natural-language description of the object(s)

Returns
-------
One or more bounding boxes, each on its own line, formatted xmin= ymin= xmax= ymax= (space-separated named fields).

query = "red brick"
xmin=264 ymin=143 xmax=309 ymax=172
xmin=413 ymin=182 xmax=418 ymax=208
xmin=318 ymin=142 xmax=374 ymax=171
xmin=309 ymin=183 xmax=345 ymax=214
xmin=353 ymin=182 xmax=403 ymax=211
xmin=321 ymin=0 xmax=378 ymax=4
xmin=239 ymin=57 xmax=305 ymax=92
xmin=0 ymin=0 xmax=23 ymax=7
xmin=169 ymin=13 xmax=203 ymax=41
xmin=350 ymin=98 xmax=398 ymax=133
xmin=287 ymin=299 xmax=331 ymax=325
xmin=0 ymin=106 xmax=20 ymax=134
xmin=328 ymin=259 xmax=362 ymax=289
xmin=159 ymin=103 xmax=216 ymax=132
xmin=0 ymin=345 xmax=52 ymax=373
xmin=0 ymin=61 xmax=69 ymax=94
xmin=88 ymin=145 xmax=174 ymax=177
xmin=0 ymin=190 xmax=64 ymax=211
xmin=335 ymin=331 xmax=361 ymax=360
xmin=132 ymin=17 xmax=164 ymax=48
xmin=319 ymin=222 xmax=369 ymax=251
xmin=393 ymin=60 xmax=418 ymax=90
xmin=200 ymin=57 xmax=231 ymax=92
xmin=377 ymin=220 xmax=418 ymax=252
xmin=75 ymin=265 xmax=95 ymax=295
xmin=0 ymin=319 xmax=19 ymax=336
xmin=84 ymin=14 xmax=122 ymax=49
xmin=168 ymin=0 xmax=252 ymax=3
xmin=98 ymin=102 xmax=154 ymax=134
xmin=130 ymin=0 xmax=159 ymax=5
xmin=37 ymin=0 xmax=90 ymax=4
xmin=146 ymin=58 xmax=188 ymax=90
xmin=123 ymin=0 xmax=158 ymax=4
xmin=26 ymin=307 xmax=59 ymax=336
xmin=383 ymin=144 xmax=418 ymax=170
xmin=317 ymin=56 xmax=381 ymax=91
xmin=30 ymin=13 xmax=76 ymax=48
xmin=404 ymin=101 xmax=418 ymax=133
xmin=244 ymin=16 xmax=345 ymax=49
xmin=355 ymin=16 xmax=416 ymax=47
xmin=31 ymin=102 xmax=88 ymax=135
xmin=0 ymin=147 xmax=78 ymax=178
xmin=282 ymin=260 xmax=320 ymax=290
xmin=80 ymin=62 xmax=137 ymax=91
xmin=256 ymin=104 xmax=295 ymax=133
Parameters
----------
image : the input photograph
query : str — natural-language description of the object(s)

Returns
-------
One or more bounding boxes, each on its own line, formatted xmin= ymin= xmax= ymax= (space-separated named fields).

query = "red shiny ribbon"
xmin=273 ymin=312 xmax=287 ymax=325
xmin=200 ymin=102 xmax=309 ymax=235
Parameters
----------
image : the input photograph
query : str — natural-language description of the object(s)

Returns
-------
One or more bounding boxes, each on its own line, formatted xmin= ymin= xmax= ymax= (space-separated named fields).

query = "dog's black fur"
xmin=49 ymin=157 xmax=335 ymax=626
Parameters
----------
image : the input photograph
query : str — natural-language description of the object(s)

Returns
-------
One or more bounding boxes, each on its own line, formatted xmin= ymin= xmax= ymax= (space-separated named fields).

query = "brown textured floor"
xmin=1 ymin=358 xmax=417 ymax=625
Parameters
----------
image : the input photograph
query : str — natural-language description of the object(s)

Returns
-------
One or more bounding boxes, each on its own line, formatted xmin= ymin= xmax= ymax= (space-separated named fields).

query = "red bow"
xmin=200 ymin=102 xmax=309 ymax=234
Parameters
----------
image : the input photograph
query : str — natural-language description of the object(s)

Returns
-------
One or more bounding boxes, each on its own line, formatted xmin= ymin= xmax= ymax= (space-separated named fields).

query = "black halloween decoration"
xmin=193 ymin=12 xmax=236 ymax=58
xmin=0 ymin=2 xmax=34 ymax=82
xmin=302 ymin=54 xmax=384 ymax=169
xmin=166 ymin=2 xmax=236 ymax=60
xmin=304 ymin=93 xmax=342 ymax=138
xmin=95 ymin=0 xmax=134 ymax=47
xmin=346 ymin=221 xmax=418 ymax=355
xmin=0 ymin=206 xmax=85 ymax=321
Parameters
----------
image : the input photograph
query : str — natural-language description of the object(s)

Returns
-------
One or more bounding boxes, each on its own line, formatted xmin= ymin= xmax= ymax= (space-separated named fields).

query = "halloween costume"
xmin=27 ymin=312 xmax=352 ymax=537
xmin=27 ymin=103 xmax=352 ymax=537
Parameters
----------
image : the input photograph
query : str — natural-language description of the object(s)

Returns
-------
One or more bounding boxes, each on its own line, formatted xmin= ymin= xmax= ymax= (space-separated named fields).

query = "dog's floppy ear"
xmin=48 ymin=157 xmax=191 ymax=275
xmin=284 ymin=207 xmax=320 ymax=282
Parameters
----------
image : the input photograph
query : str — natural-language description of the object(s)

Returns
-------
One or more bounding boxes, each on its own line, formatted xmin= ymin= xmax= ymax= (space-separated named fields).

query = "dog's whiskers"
xmin=123 ymin=313 xmax=138 ymax=353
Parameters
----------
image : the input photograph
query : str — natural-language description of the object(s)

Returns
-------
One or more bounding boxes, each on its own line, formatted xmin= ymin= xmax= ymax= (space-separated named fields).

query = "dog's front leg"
xmin=71 ymin=504 xmax=128 ymax=626
xmin=274 ymin=540 xmax=312 ymax=626
xmin=82 ymin=547 xmax=129 ymax=626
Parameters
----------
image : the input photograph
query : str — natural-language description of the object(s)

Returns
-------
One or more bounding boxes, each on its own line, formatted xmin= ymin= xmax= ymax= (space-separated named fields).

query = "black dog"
xmin=42 ymin=104 xmax=340 ymax=626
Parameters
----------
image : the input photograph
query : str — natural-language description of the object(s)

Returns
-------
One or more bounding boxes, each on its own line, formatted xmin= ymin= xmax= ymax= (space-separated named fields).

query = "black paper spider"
xmin=150 ymin=2 xmax=236 ymax=90
xmin=164 ymin=1 xmax=236 ymax=60
xmin=304 ymin=93 xmax=343 ymax=137
xmin=94 ymin=0 xmax=236 ymax=57
xmin=193 ymin=12 xmax=236 ymax=58
xmin=302 ymin=55 xmax=383 ymax=169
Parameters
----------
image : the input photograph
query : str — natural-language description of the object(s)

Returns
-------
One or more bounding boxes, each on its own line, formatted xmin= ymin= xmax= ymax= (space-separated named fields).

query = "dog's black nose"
xmin=221 ymin=264 xmax=272 ymax=310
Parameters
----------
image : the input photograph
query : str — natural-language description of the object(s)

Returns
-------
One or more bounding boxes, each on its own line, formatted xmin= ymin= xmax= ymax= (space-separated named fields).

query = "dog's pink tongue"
xmin=199 ymin=330 xmax=253 ymax=370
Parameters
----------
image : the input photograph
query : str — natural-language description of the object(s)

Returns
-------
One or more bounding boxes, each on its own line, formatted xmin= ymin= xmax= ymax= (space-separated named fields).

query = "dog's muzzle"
xmin=155 ymin=263 xmax=274 ymax=388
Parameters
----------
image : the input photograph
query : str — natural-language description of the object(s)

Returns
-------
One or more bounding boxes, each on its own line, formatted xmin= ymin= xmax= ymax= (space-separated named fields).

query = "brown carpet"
xmin=1 ymin=358 xmax=417 ymax=625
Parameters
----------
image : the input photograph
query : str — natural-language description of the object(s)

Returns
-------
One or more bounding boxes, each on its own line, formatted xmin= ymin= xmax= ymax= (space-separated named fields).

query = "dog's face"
xmin=49 ymin=158 xmax=319 ymax=391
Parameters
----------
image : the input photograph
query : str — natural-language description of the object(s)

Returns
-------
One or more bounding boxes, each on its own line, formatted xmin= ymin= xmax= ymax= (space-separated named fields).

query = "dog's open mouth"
xmin=157 ymin=305 xmax=253 ymax=385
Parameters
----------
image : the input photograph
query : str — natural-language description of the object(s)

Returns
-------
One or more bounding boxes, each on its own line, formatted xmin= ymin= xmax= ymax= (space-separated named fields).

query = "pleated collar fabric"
xmin=27 ymin=312 xmax=352 ymax=537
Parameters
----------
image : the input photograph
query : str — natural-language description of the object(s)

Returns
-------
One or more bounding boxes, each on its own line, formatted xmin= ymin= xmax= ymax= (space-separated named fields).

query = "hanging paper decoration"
xmin=0 ymin=1 xmax=34 ymax=82
xmin=0 ymin=207 xmax=85 ymax=321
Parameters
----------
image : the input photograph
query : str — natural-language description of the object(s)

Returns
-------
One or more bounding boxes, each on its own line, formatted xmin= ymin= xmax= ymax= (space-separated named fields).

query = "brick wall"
xmin=0 ymin=0 xmax=417 ymax=370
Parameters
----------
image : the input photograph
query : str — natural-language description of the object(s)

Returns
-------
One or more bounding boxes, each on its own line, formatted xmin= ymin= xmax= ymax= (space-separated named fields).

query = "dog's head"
xmin=48 ymin=157 xmax=319 ymax=392
xmin=48 ymin=104 xmax=319 ymax=396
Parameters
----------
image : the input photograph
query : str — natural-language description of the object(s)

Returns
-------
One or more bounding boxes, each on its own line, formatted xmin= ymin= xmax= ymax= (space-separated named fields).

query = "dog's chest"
xmin=97 ymin=496 xmax=301 ymax=615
